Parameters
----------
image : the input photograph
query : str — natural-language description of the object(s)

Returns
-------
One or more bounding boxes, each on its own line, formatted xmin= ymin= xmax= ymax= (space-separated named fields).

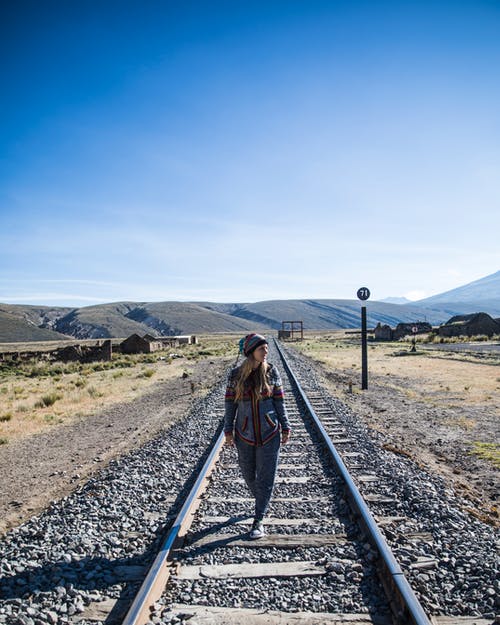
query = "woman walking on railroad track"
xmin=224 ymin=333 xmax=291 ymax=539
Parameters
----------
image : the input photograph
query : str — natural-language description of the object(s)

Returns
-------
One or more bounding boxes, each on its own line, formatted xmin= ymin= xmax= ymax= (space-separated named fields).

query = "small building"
xmin=374 ymin=323 xmax=393 ymax=340
xmin=374 ymin=321 xmax=432 ymax=341
xmin=393 ymin=321 xmax=433 ymax=340
xmin=55 ymin=344 xmax=83 ymax=361
xmin=157 ymin=336 xmax=179 ymax=348
xmin=438 ymin=312 xmax=500 ymax=338
xmin=177 ymin=335 xmax=197 ymax=345
xmin=156 ymin=335 xmax=198 ymax=347
xmin=120 ymin=334 xmax=163 ymax=354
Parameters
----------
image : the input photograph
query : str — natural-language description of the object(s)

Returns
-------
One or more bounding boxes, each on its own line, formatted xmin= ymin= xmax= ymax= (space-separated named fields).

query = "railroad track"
xmin=122 ymin=340 xmax=434 ymax=625
xmin=0 ymin=339 xmax=495 ymax=624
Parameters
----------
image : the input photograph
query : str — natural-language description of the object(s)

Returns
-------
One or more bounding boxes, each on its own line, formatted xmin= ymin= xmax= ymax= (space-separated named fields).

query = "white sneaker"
xmin=249 ymin=520 xmax=265 ymax=539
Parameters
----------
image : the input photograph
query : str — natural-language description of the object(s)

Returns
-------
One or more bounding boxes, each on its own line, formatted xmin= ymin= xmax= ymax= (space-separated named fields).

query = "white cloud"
xmin=0 ymin=293 xmax=109 ymax=304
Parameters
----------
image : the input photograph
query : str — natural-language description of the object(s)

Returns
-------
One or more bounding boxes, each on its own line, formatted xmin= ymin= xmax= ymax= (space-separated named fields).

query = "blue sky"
xmin=1 ymin=1 xmax=499 ymax=307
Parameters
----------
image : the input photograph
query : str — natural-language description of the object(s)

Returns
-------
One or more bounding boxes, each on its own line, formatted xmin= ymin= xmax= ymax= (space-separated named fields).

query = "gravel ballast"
xmin=0 ymin=343 xmax=497 ymax=624
xmin=0 ymin=381 xmax=226 ymax=624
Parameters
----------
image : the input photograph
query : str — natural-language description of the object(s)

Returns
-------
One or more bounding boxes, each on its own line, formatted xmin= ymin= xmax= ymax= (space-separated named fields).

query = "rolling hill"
xmin=49 ymin=301 xmax=267 ymax=339
xmin=52 ymin=302 xmax=155 ymax=339
xmin=203 ymin=299 xmax=449 ymax=330
xmin=0 ymin=303 xmax=74 ymax=328
xmin=135 ymin=302 xmax=268 ymax=335
xmin=0 ymin=309 xmax=72 ymax=343
xmin=0 ymin=270 xmax=498 ymax=342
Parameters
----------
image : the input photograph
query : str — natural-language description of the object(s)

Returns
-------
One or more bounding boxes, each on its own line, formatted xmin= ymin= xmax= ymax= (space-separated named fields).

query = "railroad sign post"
xmin=357 ymin=287 xmax=370 ymax=390
xmin=411 ymin=325 xmax=418 ymax=352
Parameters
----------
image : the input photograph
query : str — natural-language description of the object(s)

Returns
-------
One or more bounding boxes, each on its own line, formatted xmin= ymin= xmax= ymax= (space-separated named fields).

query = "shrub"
xmin=74 ymin=378 xmax=87 ymax=388
xmin=28 ymin=364 xmax=51 ymax=377
xmin=91 ymin=362 xmax=107 ymax=372
xmin=0 ymin=413 xmax=12 ymax=422
xmin=470 ymin=442 xmax=500 ymax=468
xmin=0 ymin=437 xmax=8 ymax=445
xmin=44 ymin=414 xmax=62 ymax=423
xmin=87 ymin=386 xmax=103 ymax=398
xmin=139 ymin=368 xmax=155 ymax=378
xmin=114 ymin=356 xmax=134 ymax=368
xmin=37 ymin=392 xmax=62 ymax=408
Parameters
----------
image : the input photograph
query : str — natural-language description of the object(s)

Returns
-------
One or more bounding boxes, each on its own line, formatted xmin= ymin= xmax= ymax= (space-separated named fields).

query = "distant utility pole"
xmin=357 ymin=287 xmax=370 ymax=390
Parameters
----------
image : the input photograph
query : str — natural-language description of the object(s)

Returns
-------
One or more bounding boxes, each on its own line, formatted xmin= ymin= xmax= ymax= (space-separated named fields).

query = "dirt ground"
xmin=0 ymin=355 xmax=233 ymax=536
xmin=0 ymin=335 xmax=498 ymax=536
xmin=293 ymin=336 xmax=499 ymax=526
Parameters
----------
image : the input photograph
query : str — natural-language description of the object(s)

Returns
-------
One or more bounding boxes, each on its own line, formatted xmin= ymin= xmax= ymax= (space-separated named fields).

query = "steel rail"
xmin=121 ymin=429 xmax=225 ymax=625
xmin=275 ymin=339 xmax=432 ymax=625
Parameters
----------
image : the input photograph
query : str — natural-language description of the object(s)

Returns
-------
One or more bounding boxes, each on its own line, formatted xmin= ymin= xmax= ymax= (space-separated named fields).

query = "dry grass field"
xmin=0 ymin=336 xmax=237 ymax=445
xmin=296 ymin=332 xmax=500 ymax=417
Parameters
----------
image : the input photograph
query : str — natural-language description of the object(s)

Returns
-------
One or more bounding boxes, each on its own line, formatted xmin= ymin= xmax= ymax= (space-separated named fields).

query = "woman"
xmin=224 ymin=333 xmax=291 ymax=539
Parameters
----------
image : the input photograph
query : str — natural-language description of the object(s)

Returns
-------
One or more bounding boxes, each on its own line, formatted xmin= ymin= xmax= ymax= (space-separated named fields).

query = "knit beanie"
xmin=241 ymin=333 xmax=268 ymax=357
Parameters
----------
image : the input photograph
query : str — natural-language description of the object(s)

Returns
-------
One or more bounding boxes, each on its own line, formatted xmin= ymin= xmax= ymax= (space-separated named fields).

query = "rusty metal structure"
xmin=278 ymin=320 xmax=303 ymax=341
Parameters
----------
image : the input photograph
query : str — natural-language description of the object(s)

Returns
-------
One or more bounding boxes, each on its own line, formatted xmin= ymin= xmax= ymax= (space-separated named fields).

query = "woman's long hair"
xmin=234 ymin=357 xmax=271 ymax=400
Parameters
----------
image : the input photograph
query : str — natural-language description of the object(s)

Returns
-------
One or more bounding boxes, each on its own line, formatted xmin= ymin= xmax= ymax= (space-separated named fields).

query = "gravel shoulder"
xmin=0 ymin=356 xmax=233 ymax=536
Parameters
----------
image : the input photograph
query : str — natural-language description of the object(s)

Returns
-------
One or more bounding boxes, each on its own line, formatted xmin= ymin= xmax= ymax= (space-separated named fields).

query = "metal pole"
xmin=361 ymin=305 xmax=368 ymax=390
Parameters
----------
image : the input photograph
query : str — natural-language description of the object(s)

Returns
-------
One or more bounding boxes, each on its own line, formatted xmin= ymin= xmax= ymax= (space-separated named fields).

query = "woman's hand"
xmin=281 ymin=430 xmax=291 ymax=445
xmin=224 ymin=433 xmax=234 ymax=447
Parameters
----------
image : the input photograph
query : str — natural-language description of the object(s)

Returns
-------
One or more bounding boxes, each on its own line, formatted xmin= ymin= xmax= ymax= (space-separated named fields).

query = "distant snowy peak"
xmin=416 ymin=270 xmax=500 ymax=304
xmin=379 ymin=297 xmax=411 ymax=305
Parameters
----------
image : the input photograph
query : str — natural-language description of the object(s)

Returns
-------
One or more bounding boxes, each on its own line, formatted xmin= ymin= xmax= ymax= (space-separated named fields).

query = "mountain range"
xmin=1 ymin=270 xmax=499 ymax=342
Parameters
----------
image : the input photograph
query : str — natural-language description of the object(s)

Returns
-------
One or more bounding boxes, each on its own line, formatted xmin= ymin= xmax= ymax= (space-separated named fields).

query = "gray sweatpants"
xmin=235 ymin=434 xmax=280 ymax=522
